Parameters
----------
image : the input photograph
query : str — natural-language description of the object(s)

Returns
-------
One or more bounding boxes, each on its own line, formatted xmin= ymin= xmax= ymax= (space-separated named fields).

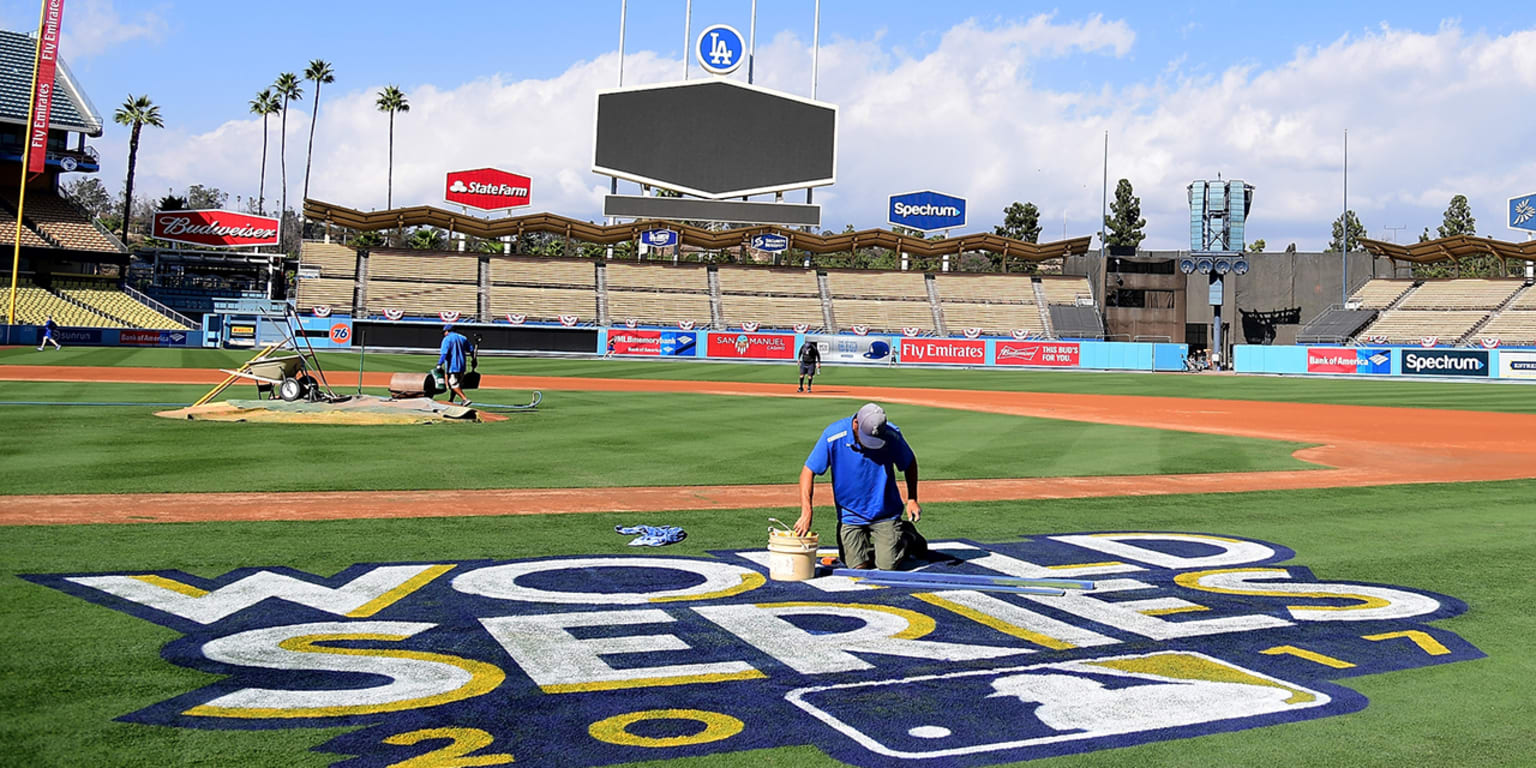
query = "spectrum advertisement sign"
xmin=995 ymin=341 xmax=1080 ymax=367
xmin=900 ymin=338 xmax=986 ymax=365
xmin=1400 ymin=349 xmax=1489 ymax=377
xmin=706 ymin=331 xmax=795 ymax=360
xmin=609 ymin=330 xmax=697 ymax=357
xmin=1305 ymin=348 xmax=1392 ymax=375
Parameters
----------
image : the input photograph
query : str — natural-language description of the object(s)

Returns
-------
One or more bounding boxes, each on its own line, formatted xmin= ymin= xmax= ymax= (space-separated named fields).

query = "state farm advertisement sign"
xmin=705 ymin=331 xmax=794 ymax=360
xmin=445 ymin=168 xmax=532 ymax=211
xmin=995 ymin=341 xmax=1080 ymax=367
xmin=900 ymin=338 xmax=986 ymax=365
xmin=151 ymin=210 xmax=280 ymax=248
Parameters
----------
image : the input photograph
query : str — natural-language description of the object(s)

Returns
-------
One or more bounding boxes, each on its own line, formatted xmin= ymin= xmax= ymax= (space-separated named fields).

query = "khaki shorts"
xmin=839 ymin=517 xmax=927 ymax=570
xmin=446 ymin=371 xmax=463 ymax=388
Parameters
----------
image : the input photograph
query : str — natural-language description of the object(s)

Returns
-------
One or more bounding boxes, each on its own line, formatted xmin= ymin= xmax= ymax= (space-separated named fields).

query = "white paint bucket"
xmin=767 ymin=529 xmax=820 ymax=581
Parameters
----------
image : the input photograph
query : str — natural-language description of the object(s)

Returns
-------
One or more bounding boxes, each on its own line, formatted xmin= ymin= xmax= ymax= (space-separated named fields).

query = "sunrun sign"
xmin=889 ymin=190 xmax=967 ymax=232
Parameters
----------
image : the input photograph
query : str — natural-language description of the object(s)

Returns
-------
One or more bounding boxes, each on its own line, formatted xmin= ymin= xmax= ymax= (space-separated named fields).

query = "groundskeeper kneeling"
xmin=795 ymin=402 xmax=927 ymax=569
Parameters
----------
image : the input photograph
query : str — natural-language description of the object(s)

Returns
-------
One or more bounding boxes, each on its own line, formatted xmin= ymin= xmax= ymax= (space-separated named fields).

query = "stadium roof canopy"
xmin=303 ymin=200 xmax=1093 ymax=262
xmin=0 ymin=29 xmax=103 ymax=137
xmin=1359 ymin=235 xmax=1536 ymax=264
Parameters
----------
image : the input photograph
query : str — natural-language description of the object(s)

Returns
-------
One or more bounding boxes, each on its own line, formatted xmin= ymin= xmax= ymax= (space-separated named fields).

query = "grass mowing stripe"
xmin=5 ymin=347 xmax=1536 ymax=412
xmin=0 ymin=382 xmax=1313 ymax=495
xmin=0 ymin=479 xmax=1531 ymax=767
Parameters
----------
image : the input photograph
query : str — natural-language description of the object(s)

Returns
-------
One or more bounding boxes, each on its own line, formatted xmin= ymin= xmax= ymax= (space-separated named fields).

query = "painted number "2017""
xmin=383 ymin=727 xmax=513 ymax=767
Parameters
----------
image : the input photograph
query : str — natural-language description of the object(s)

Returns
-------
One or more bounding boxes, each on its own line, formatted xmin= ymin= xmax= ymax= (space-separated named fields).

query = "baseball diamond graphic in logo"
xmin=24 ymin=533 xmax=1482 ymax=768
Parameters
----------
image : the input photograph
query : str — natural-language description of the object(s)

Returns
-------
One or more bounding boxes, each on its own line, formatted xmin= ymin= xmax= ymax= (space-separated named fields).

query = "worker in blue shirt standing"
xmin=437 ymin=324 xmax=476 ymax=406
xmin=795 ymin=402 xmax=926 ymax=570
xmin=37 ymin=315 xmax=61 ymax=350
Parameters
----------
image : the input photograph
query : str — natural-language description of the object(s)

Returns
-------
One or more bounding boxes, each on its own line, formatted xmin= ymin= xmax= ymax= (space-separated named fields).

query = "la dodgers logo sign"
xmin=25 ymin=533 xmax=1481 ymax=768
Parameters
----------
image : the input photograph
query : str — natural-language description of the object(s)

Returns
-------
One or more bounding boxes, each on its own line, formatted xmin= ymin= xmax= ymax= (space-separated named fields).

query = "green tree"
xmin=272 ymin=73 xmax=303 ymax=220
xmin=156 ymin=193 xmax=186 ymax=211
xmin=113 ymin=94 xmax=165 ymax=243
xmin=1437 ymin=194 xmax=1476 ymax=238
xmin=301 ymin=59 xmax=335 ymax=205
xmin=62 ymin=177 xmax=113 ymax=221
xmin=1328 ymin=210 xmax=1365 ymax=252
xmin=1104 ymin=179 xmax=1146 ymax=248
xmin=406 ymin=227 xmax=446 ymax=250
xmin=995 ymin=201 xmax=1042 ymax=243
xmin=375 ymin=86 xmax=409 ymax=209
xmin=1284 ymin=242 xmax=1297 ymax=253
xmin=1248 ymin=239 xmax=1266 ymax=253
xmin=1418 ymin=227 xmax=1432 ymax=243
xmin=248 ymin=89 xmax=280 ymax=214
xmin=186 ymin=184 xmax=228 ymax=210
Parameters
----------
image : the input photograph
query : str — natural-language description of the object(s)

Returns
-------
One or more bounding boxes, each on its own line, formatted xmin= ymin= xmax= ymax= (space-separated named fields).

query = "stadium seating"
xmin=54 ymin=280 xmax=190 ymax=329
xmin=489 ymin=285 xmax=597 ymax=321
xmin=490 ymin=257 xmax=594 ymax=287
xmin=1349 ymin=279 xmax=1414 ymax=308
xmin=605 ymin=262 xmax=709 ymax=292
xmin=1506 ymin=288 xmax=1536 ymax=311
xmin=832 ymin=298 xmax=936 ymax=332
xmin=1038 ymin=276 xmax=1093 ymax=305
xmin=941 ymin=302 xmax=1045 ymax=335
xmin=299 ymin=242 xmax=357 ymax=278
xmin=719 ymin=294 xmax=825 ymax=329
xmin=1399 ymin=280 xmax=1521 ymax=310
xmin=369 ymin=250 xmax=478 ymax=283
xmin=607 ymin=290 xmax=713 ymax=325
xmin=716 ymin=267 xmax=819 ymax=296
xmin=826 ymin=271 xmax=927 ymax=300
xmin=8 ymin=191 xmax=120 ymax=252
xmin=365 ymin=281 xmax=477 ymax=316
xmin=0 ymin=277 xmax=122 ymax=327
xmin=295 ymin=278 xmax=355 ymax=310
xmin=1355 ymin=309 xmax=1488 ymax=343
xmin=0 ymin=207 xmax=51 ymax=248
xmin=934 ymin=273 xmax=1036 ymax=303
xmin=1476 ymin=311 xmax=1536 ymax=344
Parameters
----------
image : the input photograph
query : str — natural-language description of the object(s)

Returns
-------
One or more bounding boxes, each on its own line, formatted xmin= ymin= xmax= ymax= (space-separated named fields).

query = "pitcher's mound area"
xmin=156 ymin=395 xmax=508 ymax=424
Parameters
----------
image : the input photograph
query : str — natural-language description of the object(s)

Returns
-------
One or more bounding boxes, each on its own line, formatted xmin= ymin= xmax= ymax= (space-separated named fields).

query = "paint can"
xmin=767 ymin=529 xmax=819 ymax=581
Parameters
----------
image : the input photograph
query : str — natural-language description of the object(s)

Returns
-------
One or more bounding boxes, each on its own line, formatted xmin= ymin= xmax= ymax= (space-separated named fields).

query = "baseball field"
xmin=1 ymin=346 xmax=1533 ymax=767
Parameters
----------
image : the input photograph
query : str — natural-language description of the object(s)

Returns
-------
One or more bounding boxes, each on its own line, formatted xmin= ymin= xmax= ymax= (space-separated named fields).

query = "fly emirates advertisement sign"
xmin=900 ymin=338 xmax=986 ymax=365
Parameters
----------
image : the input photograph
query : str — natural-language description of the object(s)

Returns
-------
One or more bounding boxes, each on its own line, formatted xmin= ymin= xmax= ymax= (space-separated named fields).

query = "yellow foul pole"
xmin=7 ymin=0 xmax=49 ymax=326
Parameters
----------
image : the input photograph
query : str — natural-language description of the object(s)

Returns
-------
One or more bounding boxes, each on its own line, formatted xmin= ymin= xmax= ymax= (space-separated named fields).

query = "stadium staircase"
xmin=1030 ymin=280 xmax=1054 ymax=336
xmin=925 ymin=275 xmax=946 ymax=336
xmin=594 ymin=261 xmax=609 ymax=326
xmin=817 ymin=273 xmax=836 ymax=330
xmin=706 ymin=269 xmax=724 ymax=329
xmin=1459 ymin=282 xmax=1533 ymax=344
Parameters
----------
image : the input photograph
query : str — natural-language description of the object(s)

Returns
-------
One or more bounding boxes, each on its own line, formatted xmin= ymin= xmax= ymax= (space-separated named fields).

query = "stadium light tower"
xmin=1184 ymin=179 xmax=1256 ymax=368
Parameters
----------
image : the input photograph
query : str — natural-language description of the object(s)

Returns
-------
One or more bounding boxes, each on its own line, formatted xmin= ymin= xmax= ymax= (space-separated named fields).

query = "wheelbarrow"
xmin=220 ymin=354 xmax=318 ymax=401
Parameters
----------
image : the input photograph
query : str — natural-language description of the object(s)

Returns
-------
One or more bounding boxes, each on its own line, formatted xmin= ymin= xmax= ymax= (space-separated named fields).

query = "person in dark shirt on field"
xmin=797 ymin=339 xmax=821 ymax=392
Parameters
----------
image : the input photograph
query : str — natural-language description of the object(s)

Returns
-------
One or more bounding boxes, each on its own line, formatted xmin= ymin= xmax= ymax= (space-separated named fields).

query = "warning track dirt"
xmin=3 ymin=365 xmax=1535 ymax=526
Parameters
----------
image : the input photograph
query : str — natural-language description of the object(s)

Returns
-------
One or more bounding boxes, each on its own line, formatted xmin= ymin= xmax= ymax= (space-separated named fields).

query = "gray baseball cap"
xmin=854 ymin=403 xmax=889 ymax=449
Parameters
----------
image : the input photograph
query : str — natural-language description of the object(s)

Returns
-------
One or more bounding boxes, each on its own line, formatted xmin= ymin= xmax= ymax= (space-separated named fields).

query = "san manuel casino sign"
xmin=151 ymin=210 xmax=281 ymax=248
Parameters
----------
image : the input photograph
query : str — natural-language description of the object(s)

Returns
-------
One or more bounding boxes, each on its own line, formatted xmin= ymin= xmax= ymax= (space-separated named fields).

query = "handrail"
xmin=123 ymin=283 xmax=197 ymax=328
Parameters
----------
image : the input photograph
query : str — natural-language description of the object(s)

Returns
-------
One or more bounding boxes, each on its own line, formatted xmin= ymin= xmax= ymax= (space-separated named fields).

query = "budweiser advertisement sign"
xmin=445 ymin=168 xmax=532 ymax=211
xmin=151 ymin=210 xmax=280 ymax=248
xmin=899 ymin=338 xmax=985 ymax=365
xmin=995 ymin=341 xmax=1080 ymax=367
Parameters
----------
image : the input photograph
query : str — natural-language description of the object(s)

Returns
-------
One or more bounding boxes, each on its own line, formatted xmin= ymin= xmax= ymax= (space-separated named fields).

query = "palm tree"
xmin=248 ymin=89 xmax=279 ymax=214
xmin=272 ymin=72 xmax=303 ymax=221
xmin=375 ymin=85 xmax=409 ymax=210
xmin=113 ymin=94 xmax=164 ymax=243
xmin=301 ymin=59 xmax=335 ymax=206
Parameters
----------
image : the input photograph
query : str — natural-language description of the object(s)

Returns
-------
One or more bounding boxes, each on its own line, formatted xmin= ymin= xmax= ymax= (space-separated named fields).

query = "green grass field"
xmin=1 ymin=349 xmax=1533 ymax=767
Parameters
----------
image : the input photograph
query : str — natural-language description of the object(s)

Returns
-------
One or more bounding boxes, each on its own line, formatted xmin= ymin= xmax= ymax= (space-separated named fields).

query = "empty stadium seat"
xmin=826 ymin=271 xmax=927 ymax=300
xmin=1475 ymin=311 xmax=1536 ymax=344
xmin=605 ymin=262 xmax=709 ymax=292
xmin=365 ymin=281 xmax=478 ymax=316
xmin=606 ymin=290 xmax=712 ymax=325
xmin=1399 ymin=280 xmax=1521 ymax=310
xmin=0 ymin=277 xmax=122 ymax=327
xmin=296 ymin=278 xmax=355 ymax=310
xmin=489 ymin=285 xmax=597 ymax=321
xmin=941 ymin=302 xmax=1045 ymax=335
xmin=1356 ymin=309 xmax=1487 ymax=343
xmin=299 ymin=242 xmax=358 ymax=278
xmin=833 ymin=298 xmax=936 ymax=332
xmin=716 ymin=267 xmax=819 ymax=296
xmin=54 ymin=280 xmax=190 ymax=329
xmin=1038 ymin=276 xmax=1093 ymax=305
xmin=1349 ymin=279 xmax=1414 ymax=308
xmin=720 ymin=294 xmax=825 ymax=329
xmin=934 ymin=273 xmax=1036 ymax=303
xmin=369 ymin=250 xmax=478 ymax=283
xmin=490 ymin=257 xmax=595 ymax=287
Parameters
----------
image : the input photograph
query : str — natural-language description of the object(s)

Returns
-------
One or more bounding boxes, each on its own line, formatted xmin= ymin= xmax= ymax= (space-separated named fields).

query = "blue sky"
xmin=4 ymin=0 xmax=1534 ymax=250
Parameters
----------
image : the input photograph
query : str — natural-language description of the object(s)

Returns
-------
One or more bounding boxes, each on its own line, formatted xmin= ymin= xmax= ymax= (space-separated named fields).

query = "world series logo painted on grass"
xmin=25 ymin=533 xmax=1483 ymax=768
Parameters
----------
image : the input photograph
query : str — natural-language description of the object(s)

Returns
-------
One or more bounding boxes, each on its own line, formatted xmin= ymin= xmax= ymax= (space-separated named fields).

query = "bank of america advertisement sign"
xmin=1305 ymin=348 xmax=1392 ymax=375
xmin=889 ymin=190 xmax=966 ymax=232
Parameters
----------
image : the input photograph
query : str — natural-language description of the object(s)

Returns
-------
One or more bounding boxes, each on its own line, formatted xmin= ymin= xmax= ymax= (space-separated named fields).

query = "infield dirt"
xmin=3 ymin=364 xmax=1534 ymax=525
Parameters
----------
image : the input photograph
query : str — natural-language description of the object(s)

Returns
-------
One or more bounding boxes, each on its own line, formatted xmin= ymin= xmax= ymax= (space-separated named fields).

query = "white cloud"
xmin=98 ymin=15 xmax=1536 ymax=251
xmin=60 ymin=0 xmax=166 ymax=58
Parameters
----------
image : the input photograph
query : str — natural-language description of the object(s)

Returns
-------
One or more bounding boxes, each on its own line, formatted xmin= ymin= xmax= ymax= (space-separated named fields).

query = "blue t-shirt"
xmin=804 ymin=415 xmax=915 ymax=526
xmin=42 ymin=319 xmax=57 ymax=337
xmin=438 ymin=332 xmax=473 ymax=372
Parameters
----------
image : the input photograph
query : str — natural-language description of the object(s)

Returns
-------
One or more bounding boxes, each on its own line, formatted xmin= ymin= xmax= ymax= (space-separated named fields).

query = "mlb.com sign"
xmin=27 ymin=533 xmax=1482 ymax=767
xmin=1306 ymin=348 xmax=1392 ymax=375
